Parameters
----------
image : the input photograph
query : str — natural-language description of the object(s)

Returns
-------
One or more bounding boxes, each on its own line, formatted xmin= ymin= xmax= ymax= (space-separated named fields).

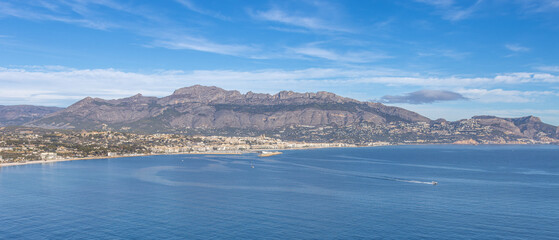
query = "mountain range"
xmin=1 ymin=85 xmax=558 ymax=144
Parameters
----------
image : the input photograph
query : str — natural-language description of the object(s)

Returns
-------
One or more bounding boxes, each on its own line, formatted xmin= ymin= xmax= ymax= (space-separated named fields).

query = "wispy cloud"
xmin=0 ymin=0 xmax=255 ymax=58
xmin=505 ymin=43 xmax=530 ymax=52
xmin=416 ymin=0 xmax=454 ymax=7
xmin=151 ymin=35 xmax=257 ymax=57
xmin=175 ymin=0 xmax=230 ymax=21
xmin=515 ymin=0 xmax=559 ymax=13
xmin=290 ymin=46 xmax=391 ymax=63
xmin=417 ymin=49 xmax=470 ymax=60
xmin=379 ymin=90 xmax=468 ymax=104
xmin=250 ymin=8 xmax=350 ymax=32
xmin=0 ymin=0 xmax=125 ymax=30
xmin=416 ymin=0 xmax=483 ymax=21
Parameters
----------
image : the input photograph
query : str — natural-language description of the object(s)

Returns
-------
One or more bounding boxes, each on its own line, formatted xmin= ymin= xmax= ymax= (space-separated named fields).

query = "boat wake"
xmin=278 ymin=160 xmax=439 ymax=186
xmin=393 ymin=179 xmax=438 ymax=185
xmin=359 ymin=175 xmax=438 ymax=185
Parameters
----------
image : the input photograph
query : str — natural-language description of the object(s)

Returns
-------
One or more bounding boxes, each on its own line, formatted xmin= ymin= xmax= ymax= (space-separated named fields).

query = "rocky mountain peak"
xmin=66 ymin=96 xmax=97 ymax=111
xmin=272 ymin=90 xmax=353 ymax=103
xmin=169 ymin=85 xmax=242 ymax=103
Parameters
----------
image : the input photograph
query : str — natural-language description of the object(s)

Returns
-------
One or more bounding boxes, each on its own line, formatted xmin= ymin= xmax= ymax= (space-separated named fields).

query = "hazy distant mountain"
xmin=27 ymin=85 xmax=429 ymax=131
xmin=472 ymin=115 xmax=559 ymax=139
xmin=0 ymin=105 xmax=63 ymax=127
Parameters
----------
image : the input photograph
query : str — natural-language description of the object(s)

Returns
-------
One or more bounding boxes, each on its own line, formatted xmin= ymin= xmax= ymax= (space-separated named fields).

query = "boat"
xmin=258 ymin=151 xmax=282 ymax=157
xmin=431 ymin=181 xmax=438 ymax=185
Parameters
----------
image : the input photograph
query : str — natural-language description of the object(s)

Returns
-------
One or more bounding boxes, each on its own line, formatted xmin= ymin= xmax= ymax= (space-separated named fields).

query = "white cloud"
xmin=1 ymin=66 xmax=559 ymax=107
xmin=494 ymin=72 xmax=559 ymax=83
xmin=535 ymin=66 xmax=559 ymax=72
xmin=505 ymin=43 xmax=530 ymax=52
xmin=457 ymin=88 xmax=558 ymax=103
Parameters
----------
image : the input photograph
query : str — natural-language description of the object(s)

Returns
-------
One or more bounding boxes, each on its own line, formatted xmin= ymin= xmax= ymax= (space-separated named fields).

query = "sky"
xmin=0 ymin=0 xmax=558 ymax=125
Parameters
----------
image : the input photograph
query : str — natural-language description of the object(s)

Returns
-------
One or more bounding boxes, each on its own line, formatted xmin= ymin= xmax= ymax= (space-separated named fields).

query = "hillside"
xmin=0 ymin=105 xmax=62 ymax=127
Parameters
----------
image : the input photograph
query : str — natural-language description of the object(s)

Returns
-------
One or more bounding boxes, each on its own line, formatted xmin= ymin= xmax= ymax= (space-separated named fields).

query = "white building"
xmin=40 ymin=152 xmax=58 ymax=161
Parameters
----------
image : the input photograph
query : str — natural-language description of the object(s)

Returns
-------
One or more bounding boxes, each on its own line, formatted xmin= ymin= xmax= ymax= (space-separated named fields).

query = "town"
xmin=0 ymin=127 xmax=355 ymax=164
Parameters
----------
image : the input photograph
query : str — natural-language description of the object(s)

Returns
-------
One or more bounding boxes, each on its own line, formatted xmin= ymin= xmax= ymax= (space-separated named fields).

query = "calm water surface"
xmin=1 ymin=145 xmax=558 ymax=239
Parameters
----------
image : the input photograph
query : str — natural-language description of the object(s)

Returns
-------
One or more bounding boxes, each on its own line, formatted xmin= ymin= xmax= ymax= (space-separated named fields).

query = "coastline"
xmin=0 ymin=144 xmax=359 ymax=168
xmin=0 ymin=151 xmax=243 ymax=168
xmin=2 ymin=143 xmax=557 ymax=168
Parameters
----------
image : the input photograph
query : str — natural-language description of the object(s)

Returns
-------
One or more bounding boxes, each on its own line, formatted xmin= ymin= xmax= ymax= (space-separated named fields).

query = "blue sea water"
xmin=1 ymin=145 xmax=558 ymax=239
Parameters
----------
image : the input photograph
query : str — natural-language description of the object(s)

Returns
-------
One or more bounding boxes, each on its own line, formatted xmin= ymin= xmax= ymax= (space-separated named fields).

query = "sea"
xmin=1 ymin=145 xmax=558 ymax=239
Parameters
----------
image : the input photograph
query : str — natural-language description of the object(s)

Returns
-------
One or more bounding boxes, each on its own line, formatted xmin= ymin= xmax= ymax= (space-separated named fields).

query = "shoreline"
xmin=0 ymin=144 xmax=357 ymax=167
xmin=0 ymin=144 xmax=359 ymax=168
xmin=1 ymin=143 xmax=557 ymax=168
xmin=0 ymin=151 xmax=244 ymax=168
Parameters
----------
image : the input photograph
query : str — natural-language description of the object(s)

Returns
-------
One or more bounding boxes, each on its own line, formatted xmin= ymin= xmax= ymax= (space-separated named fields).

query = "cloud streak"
xmin=250 ymin=8 xmax=350 ymax=32
xmin=151 ymin=35 xmax=257 ymax=57
xmin=379 ymin=90 xmax=468 ymax=104
xmin=415 ymin=0 xmax=483 ymax=21
xmin=0 ymin=0 xmax=253 ymax=58
xmin=290 ymin=46 xmax=391 ymax=63
xmin=0 ymin=0 xmax=131 ymax=30
xmin=175 ymin=0 xmax=230 ymax=20
xmin=505 ymin=43 xmax=530 ymax=52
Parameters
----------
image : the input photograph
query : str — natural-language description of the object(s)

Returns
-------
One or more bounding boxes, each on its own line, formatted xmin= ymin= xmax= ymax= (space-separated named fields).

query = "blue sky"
xmin=1 ymin=0 xmax=558 ymax=124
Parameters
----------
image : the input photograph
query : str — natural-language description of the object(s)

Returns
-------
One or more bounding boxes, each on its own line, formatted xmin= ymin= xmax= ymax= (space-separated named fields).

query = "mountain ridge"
xmin=27 ymin=85 xmax=430 ymax=131
xmin=1 ymin=85 xmax=557 ymax=144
